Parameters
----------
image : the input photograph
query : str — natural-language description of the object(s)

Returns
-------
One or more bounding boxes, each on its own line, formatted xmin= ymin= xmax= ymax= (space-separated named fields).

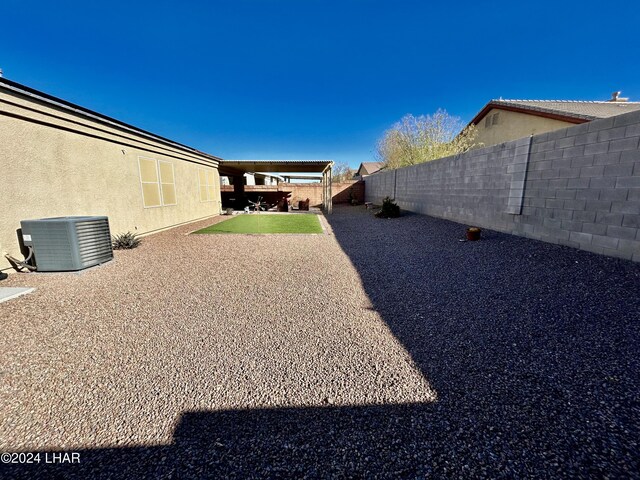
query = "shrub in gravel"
xmin=112 ymin=232 xmax=142 ymax=250
xmin=375 ymin=197 xmax=400 ymax=218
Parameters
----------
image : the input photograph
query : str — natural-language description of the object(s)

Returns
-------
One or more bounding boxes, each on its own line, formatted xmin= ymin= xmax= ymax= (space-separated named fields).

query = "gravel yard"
xmin=1 ymin=206 xmax=639 ymax=478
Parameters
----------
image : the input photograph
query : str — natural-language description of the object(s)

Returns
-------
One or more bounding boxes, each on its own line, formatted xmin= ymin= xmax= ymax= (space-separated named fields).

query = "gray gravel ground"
xmin=1 ymin=206 xmax=639 ymax=479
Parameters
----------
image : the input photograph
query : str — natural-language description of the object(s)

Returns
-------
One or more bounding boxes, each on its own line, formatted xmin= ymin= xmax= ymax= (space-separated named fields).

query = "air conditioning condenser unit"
xmin=20 ymin=216 xmax=113 ymax=272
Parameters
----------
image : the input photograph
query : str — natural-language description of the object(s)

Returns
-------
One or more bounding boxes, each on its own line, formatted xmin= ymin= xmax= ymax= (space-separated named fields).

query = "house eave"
xmin=468 ymin=102 xmax=590 ymax=128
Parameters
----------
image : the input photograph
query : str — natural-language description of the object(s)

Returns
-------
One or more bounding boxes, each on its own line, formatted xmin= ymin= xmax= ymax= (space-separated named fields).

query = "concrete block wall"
xmin=365 ymin=110 xmax=640 ymax=262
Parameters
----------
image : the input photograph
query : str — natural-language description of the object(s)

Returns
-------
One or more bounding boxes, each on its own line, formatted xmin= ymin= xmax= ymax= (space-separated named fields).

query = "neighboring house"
xmin=354 ymin=162 xmax=383 ymax=179
xmin=0 ymin=77 xmax=223 ymax=271
xmin=469 ymin=92 xmax=640 ymax=148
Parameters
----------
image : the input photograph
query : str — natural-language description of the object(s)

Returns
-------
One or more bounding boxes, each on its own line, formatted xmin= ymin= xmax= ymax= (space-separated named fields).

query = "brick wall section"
xmin=222 ymin=181 xmax=364 ymax=207
xmin=333 ymin=181 xmax=365 ymax=204
xmin=285 ymin=183 xmax=323 ymax=206
xmin=365 ymin=110 xmax=640 ymax=262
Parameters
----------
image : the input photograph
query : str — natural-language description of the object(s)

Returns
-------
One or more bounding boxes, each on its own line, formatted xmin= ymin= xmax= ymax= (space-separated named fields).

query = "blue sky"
xmin=3 ymin=0 xmax=639 ymax=169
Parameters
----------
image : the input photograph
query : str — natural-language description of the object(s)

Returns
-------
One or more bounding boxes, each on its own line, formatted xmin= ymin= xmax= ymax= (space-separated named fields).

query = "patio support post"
xmin=322 ymin=170 xmax=327 ymax=211
xmin=328 ymin=165 xmax=332 ymax=214
xmin=233 ymin=175 xmax=245 ymax=210
xmin=320 ymin=163 xmax=333 ymax=213
xmin=325 ymin=170 xmax=329 ymax=211
xmin=321 ymin=171 xmax=324 ymax=210
xmin=233 ymin=176 xmax=245 ymax=194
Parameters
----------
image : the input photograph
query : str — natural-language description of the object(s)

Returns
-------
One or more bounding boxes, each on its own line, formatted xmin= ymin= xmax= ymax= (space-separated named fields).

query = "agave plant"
xmin=112 ymin=231 xmax=142 ymax=250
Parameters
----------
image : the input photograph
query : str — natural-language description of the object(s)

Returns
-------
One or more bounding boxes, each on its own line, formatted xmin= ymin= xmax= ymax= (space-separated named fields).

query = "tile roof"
xmin=359 ymin=162 xmax=383 ymax=174
xmin=490 ymin=99 xmax=640 ymax=121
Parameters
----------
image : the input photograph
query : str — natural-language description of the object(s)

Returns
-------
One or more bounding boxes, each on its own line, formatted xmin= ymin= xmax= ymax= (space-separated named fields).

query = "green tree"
xmin=376 ymin=110 xmax=481 ymax=170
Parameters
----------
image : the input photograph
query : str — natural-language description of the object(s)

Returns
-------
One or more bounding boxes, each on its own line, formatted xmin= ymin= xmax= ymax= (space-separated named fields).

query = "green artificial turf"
xmin=194 ymin=214 xmax=323 ymax=234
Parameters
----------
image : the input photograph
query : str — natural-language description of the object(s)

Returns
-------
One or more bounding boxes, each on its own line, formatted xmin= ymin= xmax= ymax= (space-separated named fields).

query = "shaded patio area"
xmin=219 ymin=159 xmax=335 ymax=213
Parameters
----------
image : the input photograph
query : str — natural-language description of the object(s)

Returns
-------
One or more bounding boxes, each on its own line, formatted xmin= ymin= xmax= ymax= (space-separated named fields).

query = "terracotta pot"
xmin=466 ymin=228 xmax=481 ymax=241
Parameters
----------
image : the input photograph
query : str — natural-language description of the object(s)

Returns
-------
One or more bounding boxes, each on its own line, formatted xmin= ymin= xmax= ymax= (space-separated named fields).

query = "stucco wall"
xmin=0 ymin=87 xmax=221 ymax=271
xmin=366 ymin=110 xmax=640 ymax=262
xmin=475 ymin=108 xmax=576 ymax=148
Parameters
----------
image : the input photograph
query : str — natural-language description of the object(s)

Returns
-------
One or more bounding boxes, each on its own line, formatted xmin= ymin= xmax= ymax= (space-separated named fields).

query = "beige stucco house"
xmin=469 ymin=93 xmax=640 ymax=148
xmin=0 ymin=78 xmax=223 ymax=272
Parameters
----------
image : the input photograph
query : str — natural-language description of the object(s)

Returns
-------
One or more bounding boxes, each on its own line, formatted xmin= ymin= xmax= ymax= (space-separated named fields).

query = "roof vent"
xmin=609 ymin=91 xmax=629 ymax=102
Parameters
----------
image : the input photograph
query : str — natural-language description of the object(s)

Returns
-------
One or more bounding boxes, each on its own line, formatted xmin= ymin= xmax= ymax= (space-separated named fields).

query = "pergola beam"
xmin=220 ymin=160 xmax=333 ymax=175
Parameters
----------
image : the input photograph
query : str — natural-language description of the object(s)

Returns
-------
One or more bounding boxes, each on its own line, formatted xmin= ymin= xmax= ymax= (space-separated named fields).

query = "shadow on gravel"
xmin=323 ymin=207 xmax=640 ymax=477
xmin=5 ymin=404 xmax=457 ymax=479
xmin=5 ymin=207 xmax=640 ymax=478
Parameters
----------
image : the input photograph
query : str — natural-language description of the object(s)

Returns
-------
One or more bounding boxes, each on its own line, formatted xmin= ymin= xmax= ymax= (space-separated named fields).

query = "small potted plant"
xmin=466 ymin=227 xmax=481 ymax=241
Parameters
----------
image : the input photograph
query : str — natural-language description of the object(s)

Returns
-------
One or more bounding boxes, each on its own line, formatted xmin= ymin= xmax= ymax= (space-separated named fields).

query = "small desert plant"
xmin=112 ymin=231 xmax=142 ymax=250
xmin=375 ymin=196 xmax=400 ymax=218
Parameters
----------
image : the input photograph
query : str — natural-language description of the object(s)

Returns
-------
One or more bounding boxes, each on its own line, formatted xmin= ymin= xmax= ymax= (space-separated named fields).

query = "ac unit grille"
xmin=75 ymin=219 xmax=113 ymax=267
